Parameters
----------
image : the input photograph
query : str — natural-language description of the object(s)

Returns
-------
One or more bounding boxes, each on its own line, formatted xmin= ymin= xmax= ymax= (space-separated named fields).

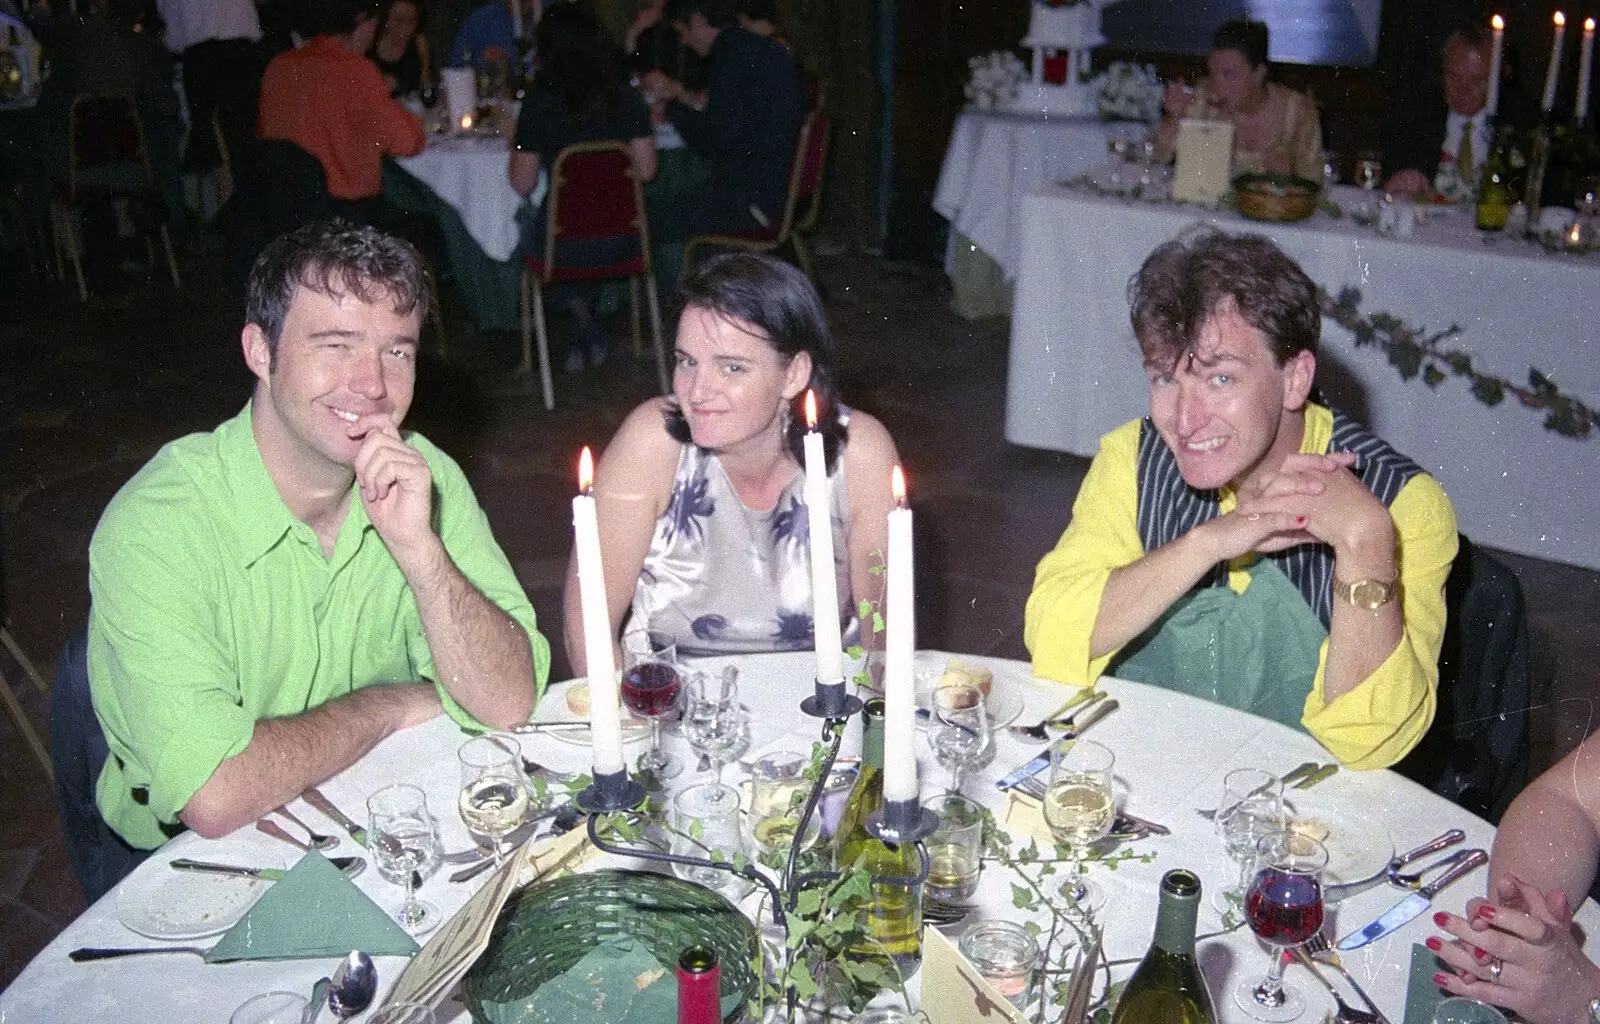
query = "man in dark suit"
xmin=1385 ymin=24 xmax=1529 ymax=197
xmin=639 ymin=0 xmax=805 ymax=239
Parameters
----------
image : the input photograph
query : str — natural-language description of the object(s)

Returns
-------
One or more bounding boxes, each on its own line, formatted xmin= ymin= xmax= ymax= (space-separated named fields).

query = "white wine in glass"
xmin=1042 ymin=739 xmax=1116 ymax=910
xmin=458 ymin=735 xmax=528 ymax=865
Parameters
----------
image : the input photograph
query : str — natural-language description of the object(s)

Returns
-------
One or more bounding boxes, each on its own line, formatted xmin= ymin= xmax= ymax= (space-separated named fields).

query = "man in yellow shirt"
xmin=1025 ymin=230 xmax=1457 ymax=769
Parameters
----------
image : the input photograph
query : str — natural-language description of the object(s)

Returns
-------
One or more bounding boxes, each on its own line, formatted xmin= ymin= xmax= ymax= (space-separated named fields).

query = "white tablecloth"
xmin=8 ymin=650 xmax=1591 ymax=1022
xmin=1006 ymin=184 xmax=1600 ymax=570
xmin=933 ymin=110 xmax=1145 ymax=281
xmin=395 ymin=136 xmax=522 ymax=263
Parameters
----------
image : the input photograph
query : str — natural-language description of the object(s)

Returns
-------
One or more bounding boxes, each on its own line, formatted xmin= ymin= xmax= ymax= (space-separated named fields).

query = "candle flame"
xmin=804 ymin=390 xmax=818 ymax=430
xmin=1571 ymin=222 xmax=1583 ymax=242
xmin=461 ymin=115 xmax=473 ymax=130
xmin=1555 ymin=11 xmax=1566 ymax=27
xmin=1586 ymin=16 xmax=1596 ymax=31
xmin=1492 ymin=13 xmax=1505 ymax=30
xmin=891 ymin=466 xmax=906 ymax=506
xmin=578 ymin=447 xmax=594 ymax=493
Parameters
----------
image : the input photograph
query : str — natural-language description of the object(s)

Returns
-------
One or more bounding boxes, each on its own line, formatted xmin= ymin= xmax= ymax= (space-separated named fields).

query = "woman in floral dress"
xmin=562 ymin=253 xmax=902 ymax=672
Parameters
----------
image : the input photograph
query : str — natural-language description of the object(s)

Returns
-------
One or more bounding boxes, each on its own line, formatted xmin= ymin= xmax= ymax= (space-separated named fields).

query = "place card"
xmin=380 ymin=828 xmax=594 ymax=1011
xmin=921 ymin=926 xmax=1030 ymax=1024
xmin=1172 ymin=118 xmax=1234 ymax=206
xmin=1001 ymin=789 xmax=1055 ymax=847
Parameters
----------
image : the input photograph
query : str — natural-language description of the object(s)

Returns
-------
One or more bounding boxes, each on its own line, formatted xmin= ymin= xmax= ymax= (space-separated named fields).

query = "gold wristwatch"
xmin=1332 ymin=577 xmax=1397 ymax=610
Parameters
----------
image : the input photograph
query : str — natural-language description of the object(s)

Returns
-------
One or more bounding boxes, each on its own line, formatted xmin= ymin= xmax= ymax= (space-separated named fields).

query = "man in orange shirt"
xmin=258 ymin=0 xmax=425 ymax=218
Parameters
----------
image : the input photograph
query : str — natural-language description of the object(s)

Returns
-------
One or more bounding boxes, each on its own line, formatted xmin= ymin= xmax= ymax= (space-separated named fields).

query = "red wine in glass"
xmin=621 ymin=661 xmax=682 ymax=718
xmin=1245 ymin=868 xmax=1324 ymax=944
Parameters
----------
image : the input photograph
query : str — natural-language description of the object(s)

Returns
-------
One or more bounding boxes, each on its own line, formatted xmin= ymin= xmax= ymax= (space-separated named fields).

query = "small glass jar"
xmin=959 ymin=921 xmax=1040 ymax=1010
xmin=850 ymin=1008 xmax=913 ymax=1024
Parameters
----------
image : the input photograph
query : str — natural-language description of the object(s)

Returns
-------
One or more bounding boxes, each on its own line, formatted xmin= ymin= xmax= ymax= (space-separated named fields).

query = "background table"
xmin=933 ymin=109 xmax=1145 ymax=319
xmin=1005 ymin=184 xmax=1600 ymax=570
xmin=7 ymin=650 xmax=1587 ymax=1022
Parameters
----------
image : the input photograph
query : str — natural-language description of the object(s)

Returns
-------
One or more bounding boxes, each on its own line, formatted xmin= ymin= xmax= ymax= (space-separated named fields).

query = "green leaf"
xmin=872 ymin=611 xmax=885 ymax=634
xmin=795 ymin=889 xmax=823 ymax=916
xmin=1011 ymin=883 xmax=1032 ymax=909
xmin=1472 ymin=377 xmax=1506 ymax=406
xmin=1423 ymin=365 xmax=1447 ymax=388
xmin=857 ymin=598 xmax=875 ymax=620
xmin=688 ymin=818 xmax=704 ymax=840
xmin=845 ymin=644 xmax=865 ymax=660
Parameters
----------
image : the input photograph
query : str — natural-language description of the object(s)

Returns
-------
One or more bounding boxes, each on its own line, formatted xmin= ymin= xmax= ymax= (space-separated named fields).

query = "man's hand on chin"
xmin=352 ymin=416 xmax=440 ymax=571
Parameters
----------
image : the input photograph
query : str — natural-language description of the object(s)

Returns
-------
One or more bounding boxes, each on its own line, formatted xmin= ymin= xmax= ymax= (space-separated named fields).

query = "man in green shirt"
xmin=73 ymin=221 xmax=549 ymax=897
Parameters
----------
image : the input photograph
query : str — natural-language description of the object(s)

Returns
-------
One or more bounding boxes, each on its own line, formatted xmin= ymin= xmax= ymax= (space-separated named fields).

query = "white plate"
xmin=1284 ymin=797 xmax=1394 ymax=888
xmin=115 ymin=837 xmax=284 ymax=940
xmin=912 ymin=654 xmax=1025 ymax=731
xmin=530 ymin=678 xmax=653 ymax=747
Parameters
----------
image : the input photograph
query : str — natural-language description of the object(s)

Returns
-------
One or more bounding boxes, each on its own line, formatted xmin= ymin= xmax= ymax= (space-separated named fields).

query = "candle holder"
xmin=574 ymin=767 xmax=648 ymax=815
xmin=866 ymin=797 xmax=941 ymax=846
xmin=799 ymin=676 xmax=864 ymax=720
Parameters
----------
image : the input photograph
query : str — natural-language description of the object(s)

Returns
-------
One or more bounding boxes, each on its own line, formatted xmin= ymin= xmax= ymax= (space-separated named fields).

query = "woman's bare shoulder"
xmin=598 ymin=398 xmax=684 ymax=485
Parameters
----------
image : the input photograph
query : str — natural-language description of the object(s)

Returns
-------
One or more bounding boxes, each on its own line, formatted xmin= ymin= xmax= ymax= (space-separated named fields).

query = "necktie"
xmin=1458 ymin=122 xmax=1476 ymax=185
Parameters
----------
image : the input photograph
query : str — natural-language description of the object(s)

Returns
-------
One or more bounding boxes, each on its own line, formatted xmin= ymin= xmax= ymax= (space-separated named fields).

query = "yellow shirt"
xmin=1024 ymin=405 xmax=1458 ymax=769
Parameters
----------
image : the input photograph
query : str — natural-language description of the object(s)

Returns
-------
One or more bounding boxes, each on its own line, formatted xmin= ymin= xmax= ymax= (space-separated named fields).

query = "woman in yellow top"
xmin=1152 ymin=18 xmax=1323 ymax=181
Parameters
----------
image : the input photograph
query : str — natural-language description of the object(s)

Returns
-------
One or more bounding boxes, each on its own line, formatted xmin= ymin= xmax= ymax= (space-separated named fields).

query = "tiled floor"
xmin=2 ymin=239 xmax=1597 ymax=989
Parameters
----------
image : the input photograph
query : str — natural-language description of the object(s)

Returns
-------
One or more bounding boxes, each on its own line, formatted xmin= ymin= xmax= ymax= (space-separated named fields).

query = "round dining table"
xmin=5 ymin=650 xmax=1589 ymax=1022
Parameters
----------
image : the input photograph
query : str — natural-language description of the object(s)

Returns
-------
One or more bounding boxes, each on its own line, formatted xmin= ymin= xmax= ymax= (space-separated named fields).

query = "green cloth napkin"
xmin=1403 ymin=941 xmax=1449 ymax=1024
xmin=475 ymin=935 xmax=677 ymax=1024
xmin=205 ymin=850 xmax=420 ymax=963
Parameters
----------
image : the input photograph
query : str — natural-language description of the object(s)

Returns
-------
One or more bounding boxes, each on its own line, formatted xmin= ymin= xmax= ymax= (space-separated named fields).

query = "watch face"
xmin=1352 ymin=581 xmax=1385 ymax=607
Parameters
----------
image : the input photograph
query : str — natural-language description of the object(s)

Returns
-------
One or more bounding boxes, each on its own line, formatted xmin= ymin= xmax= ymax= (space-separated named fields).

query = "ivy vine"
xmin=1320 ymin=286 xmax=1596 ymax=439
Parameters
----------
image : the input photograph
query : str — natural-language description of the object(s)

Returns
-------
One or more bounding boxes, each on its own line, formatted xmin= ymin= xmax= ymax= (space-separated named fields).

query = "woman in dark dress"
xmin=367 ymin=0 xmax=430 ymax=96
xmin=508 ymin=2 xmax=657 ymax=372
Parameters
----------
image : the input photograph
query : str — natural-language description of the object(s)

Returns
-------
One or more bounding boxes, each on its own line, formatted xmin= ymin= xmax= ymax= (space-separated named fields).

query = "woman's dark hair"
xmin=1212 ymin=17 xmax=1269 ymax=69
xmin=246 ymin=219 xmax=428 ymax=361
xmin=1127 ymin=227 xmax=1319 ymax=370
xmin=534 ymin=3 xmax=625 ymax=123
xmin=378 ymin=0 xmax=425 ymax=36
xmin=665 ymin=253 xmax=847 ymax=470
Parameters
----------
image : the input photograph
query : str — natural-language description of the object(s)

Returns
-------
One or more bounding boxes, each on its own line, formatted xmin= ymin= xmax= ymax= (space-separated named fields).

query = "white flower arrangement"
xmin=965 ymin=50 xmax=1027 ymax=110
xmin=1094 ymin=60 xmax=1164 ymax=122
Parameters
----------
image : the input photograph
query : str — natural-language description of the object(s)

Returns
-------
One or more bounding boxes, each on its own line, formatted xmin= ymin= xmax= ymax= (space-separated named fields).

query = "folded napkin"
xmin=1402 ymin=941 xmax=1448 ymax=1024
xmin=205 ymin=850 xmax=420 ymax=962
xmin=475 ymin=935 xmax=681 ymax=1024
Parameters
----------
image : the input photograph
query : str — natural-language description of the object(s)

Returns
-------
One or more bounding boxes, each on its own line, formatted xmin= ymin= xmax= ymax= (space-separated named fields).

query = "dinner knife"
xmin=302 ymin=787 xmax=369 ymax=846
xmin=994 ymin=699 xmax=1120 ymax=791
xmin=1324 ymin=828 xmax=1466 ymax=903
xmin=170 ymin=856 xmax=365 ymax=881
xmin=1336 ymin=848 xmax=1488 ymax=949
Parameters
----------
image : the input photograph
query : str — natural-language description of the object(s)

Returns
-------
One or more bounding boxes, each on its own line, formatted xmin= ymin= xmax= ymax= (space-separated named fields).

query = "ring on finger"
xmin=1488 ymin=956 xmax=1503 ymax=982
xmin=1246 ymin=512 xmax=1261 ymax=522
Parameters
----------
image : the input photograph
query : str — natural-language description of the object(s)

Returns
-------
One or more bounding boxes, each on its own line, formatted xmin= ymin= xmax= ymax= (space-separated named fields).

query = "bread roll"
xmin=938 ymin=657 xmax=994 ymax=698
xmin=565 ymin=682 xmax=591 ymax=716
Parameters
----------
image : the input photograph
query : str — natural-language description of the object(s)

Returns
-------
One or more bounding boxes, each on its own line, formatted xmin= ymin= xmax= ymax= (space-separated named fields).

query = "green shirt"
xmin=88 ymin=404 xmax=549 ymax=849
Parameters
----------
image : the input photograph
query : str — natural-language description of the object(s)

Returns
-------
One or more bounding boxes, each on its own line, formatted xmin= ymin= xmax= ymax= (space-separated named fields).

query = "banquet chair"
xmin=1394 ymin=534 xmax=1531 ymax=823
xmin=49 ymin=92 xmax=181 ymax=301
xmin=520 ymin=140 xmax=668 ymax=411
xmin=679 ymin=106 xmax=829 ymax=285
xmin=0 ymin=538 xmax=51 ymax=779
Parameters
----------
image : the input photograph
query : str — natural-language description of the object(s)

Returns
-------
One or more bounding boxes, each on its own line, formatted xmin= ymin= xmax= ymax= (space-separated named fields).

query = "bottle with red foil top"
xmin=676 ymin=943 xmax=721 ymax=1024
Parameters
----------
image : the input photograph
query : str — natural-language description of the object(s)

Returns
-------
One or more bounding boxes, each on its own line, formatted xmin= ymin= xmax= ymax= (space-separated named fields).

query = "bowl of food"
xmin=1233 ymin=172 xmax=1321 ymax=222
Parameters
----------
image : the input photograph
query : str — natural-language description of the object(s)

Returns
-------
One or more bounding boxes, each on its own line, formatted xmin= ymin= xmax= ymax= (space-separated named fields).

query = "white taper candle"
xmin=802 ymin=392 xmax=844 ymax=683
xmin=574 ymin=448 xmax=624 ymax=776
xmin=882 ymin=467 xmax=918 ymax=804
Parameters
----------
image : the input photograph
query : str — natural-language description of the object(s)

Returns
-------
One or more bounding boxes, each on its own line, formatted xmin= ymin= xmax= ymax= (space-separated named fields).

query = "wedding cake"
xmin=1012 ymin=1 xmax=1105 ymax=116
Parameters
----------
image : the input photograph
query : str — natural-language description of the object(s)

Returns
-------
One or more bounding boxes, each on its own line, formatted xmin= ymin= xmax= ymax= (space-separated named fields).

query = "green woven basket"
xmin=461 ymin=869 xmax=759 ymax=1024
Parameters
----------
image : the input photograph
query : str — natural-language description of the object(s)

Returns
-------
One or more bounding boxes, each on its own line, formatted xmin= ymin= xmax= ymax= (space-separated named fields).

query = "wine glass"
xmin=1233 ymin=829 xmax=1328 ymax=1021
xmin=1040 ymin=738 xmax=1115 ymax=911
xmin=683 ymin=669 xmax=745 ymax=779
xmin=621 ymin=629 xmax=684 ymax=781
xmin=457 ymin=735 xmax=529 ymax=867
xmin=1214 ymin=768 xmax=1284 ymax=910
xmin=670 ymin=780 xmax=749 ymax=898
xmin=746 ymin=749 xmax=822 ymax=869
xmin=928 ymin=681 xmax=994 ymax=794
xmin=367 ymin=783 xmax=443 ymax=935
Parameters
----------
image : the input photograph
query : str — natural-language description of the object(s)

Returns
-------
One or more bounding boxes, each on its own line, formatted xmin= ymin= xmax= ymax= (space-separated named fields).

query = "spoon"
xmin=1007 ymin=689 xmax=1107 ymax=741
xmin=276 ymin=806 xmax=339 ymax=851
xmin=329 ymin=950 xmax=378 ymax=1019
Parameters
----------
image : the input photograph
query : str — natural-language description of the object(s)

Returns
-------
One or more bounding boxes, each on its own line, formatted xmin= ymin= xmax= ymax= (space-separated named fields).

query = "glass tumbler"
xmin=924 ymin=792 xmax=983 ymax=903
xmin=959 ymin=921 xmax=1040 ymax=1010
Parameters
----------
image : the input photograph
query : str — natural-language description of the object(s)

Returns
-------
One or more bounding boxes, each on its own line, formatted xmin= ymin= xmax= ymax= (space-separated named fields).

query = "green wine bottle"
xmin=832 ymin=698 xmax=923 ymax=971
xmin=1110 ymin=869 xmax=1217 ymax=1024
xmin=1476 ymin=129 xmax=1512 ymax=231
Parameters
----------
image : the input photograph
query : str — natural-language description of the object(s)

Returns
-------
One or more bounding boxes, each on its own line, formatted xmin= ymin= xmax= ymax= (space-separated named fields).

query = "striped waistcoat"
xmin=1134 ymin=410 xmax=1423 ymax=628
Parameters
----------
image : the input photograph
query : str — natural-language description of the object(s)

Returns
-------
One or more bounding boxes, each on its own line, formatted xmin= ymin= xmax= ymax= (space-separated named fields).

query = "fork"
xmin=1007 ymin=689 xmax=1106 ymax=741
xmin=922 ymin=901 xmax=975 ymax=926
xmin=1303 ymin=933 xmax=1393 ymax=1023
xmin=1291 ymin=946 xmax=1384 ymax=1023
xmin=274 ymin=805 xmax=338 ymax=850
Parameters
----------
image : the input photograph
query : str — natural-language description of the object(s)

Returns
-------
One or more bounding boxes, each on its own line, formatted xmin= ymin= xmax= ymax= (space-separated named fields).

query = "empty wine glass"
xmin=621 ymin=629 xmax=684 ymax=781
xmin=670 ymin=780 xmax=748 ymax=897
xmin=683 ymin=669 xmax=744 ymax=779
xmin=367 ymin=783 xmax=442 ymax=935
xmin=1234 ymin=830 xmax=1328 ymax=1021
xmin=1215 ymin=768 xmax=1284 ymax=910
xmin=458 ymin=735 xmax=528 ymax=866
xmin=929 ymin=681 xmax=994 ymax=794
xmin=1041 ymin=738 xmax=1115 ymax=911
